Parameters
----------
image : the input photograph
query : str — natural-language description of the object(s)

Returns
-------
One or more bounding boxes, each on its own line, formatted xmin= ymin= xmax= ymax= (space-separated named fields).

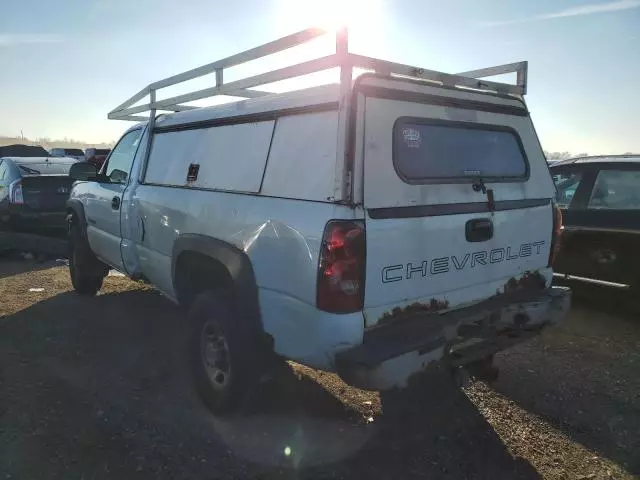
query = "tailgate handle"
xmin=466 ymin=218 xmax=493 ymax=242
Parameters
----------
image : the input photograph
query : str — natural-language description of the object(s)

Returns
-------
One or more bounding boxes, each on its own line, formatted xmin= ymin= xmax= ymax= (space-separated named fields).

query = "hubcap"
xmin=200 ymin=320 xmax=231 ymax=389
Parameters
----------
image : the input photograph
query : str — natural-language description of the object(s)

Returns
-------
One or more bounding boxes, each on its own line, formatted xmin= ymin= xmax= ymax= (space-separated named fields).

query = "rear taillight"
xmin=549 ymin=203 xmax=563 ymax=267
xmin=9 ymin=179 xmax=24 ymax=205
xmin=317 ymin=220 xmax=366 ymax=313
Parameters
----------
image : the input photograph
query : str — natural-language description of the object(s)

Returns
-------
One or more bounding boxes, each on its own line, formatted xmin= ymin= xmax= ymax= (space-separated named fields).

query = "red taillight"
xmin=549 ymin=203 xmax=563 ymax=267
xmin=9 ymin=179 xmax=24 ymax=205
xmin=317 ymin=220 xmax=366 ymax=313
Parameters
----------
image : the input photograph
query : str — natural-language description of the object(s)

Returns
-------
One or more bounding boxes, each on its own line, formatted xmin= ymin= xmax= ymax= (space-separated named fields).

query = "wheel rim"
xmin=200 ymin=320 xmax=231 ymax=390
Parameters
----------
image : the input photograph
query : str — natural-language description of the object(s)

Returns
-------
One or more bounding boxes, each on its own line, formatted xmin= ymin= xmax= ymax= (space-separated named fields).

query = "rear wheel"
xmin=188 ymin=291 xmax=261 ymax=415
xmin=68 ymin=216 xmax=106 ymax=296
xmin=466 ymin=354 xmax=499 ymax=382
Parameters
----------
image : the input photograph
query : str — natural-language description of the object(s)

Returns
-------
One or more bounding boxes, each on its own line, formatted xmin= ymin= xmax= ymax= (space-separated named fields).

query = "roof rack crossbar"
xmin=110 ymin=54 xmax=340 ymax=118
xmin=349 ymin=54 xmax=527 ymax=95
xmin=149 ymin=28 xmax=327 ymax=92
xmin=456 ymin=61 xmax=528 ymax=95
xmin=109 ymin=27 xmax=528 ymax=121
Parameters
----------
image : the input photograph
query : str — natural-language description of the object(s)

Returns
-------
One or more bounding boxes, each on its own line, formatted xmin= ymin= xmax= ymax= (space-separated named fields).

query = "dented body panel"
xmin=130 ymin=186 xmax=366 ymax=369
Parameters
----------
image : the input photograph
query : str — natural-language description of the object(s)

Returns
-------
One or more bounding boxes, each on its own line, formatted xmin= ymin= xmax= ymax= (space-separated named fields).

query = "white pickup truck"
xmin=66 ymin=27 xmax=570 ymax=414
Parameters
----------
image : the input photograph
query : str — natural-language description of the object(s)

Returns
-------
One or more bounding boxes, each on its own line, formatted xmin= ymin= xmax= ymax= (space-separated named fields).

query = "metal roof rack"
xmin=108 ymin=27 xmax=528 ymax=122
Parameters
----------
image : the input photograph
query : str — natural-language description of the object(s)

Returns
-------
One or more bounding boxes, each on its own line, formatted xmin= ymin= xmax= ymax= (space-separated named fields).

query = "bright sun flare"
xmin=278 ymin=0 xmax=383 ymax=33
xmin=262 ymin=0 xmax=387 ymax=93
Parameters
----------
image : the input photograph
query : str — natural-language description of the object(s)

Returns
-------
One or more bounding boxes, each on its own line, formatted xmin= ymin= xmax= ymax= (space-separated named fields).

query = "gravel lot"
xmin=0 ymin=260 xmax=638 ymax=479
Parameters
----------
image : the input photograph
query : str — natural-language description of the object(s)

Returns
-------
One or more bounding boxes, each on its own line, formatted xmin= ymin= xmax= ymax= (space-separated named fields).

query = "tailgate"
xmin=21 ymin=175 xmax=74 ymax=212
xmin=357 ymin=77 xmax=556 ymax=327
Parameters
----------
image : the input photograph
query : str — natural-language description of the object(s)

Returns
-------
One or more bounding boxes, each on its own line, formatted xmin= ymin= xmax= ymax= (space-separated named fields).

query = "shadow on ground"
xmin=0 ymin=256 xmax=61 ymax=279
xmin=492 ymin=281 xmax=640 ymax=475
xmin=0 ymin=289 xmax=540 ymax=479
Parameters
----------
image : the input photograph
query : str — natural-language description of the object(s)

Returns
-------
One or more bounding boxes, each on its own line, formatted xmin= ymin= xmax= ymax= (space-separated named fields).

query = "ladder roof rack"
xmin=108 ymin=27 xmax=528 ymax=121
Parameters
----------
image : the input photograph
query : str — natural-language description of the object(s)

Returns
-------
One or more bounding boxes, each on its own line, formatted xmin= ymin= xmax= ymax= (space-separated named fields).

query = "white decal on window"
xmin=402 ymin=127 xmax=422 ymax=148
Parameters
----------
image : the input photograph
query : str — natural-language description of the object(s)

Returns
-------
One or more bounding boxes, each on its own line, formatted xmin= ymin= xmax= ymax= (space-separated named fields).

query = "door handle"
xmin=465 ymin=218 xmax=493 ymax=242
xmin=111 ymin=196 xmax=121 ymax=210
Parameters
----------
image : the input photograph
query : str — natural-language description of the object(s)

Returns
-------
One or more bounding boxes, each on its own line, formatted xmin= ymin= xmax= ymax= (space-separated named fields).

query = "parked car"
xmin=0 ymin=144 xmax=50 ymax=157
xmin=50 ymin=147 xmax=85 ymax=161
xmin=84 ymin=148 xmax=111 ymax=169
xmin=66 ymin=28 xmax=570 ymax=415
xmin=0 ymin=156 xmax=77 ymax=238
xmin=551 ymin=155 xmax=640 ymax=289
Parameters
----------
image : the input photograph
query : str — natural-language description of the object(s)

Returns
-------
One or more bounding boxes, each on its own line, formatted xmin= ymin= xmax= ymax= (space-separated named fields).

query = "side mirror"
xmin=69 ymin=162 xmax=98 ymax=181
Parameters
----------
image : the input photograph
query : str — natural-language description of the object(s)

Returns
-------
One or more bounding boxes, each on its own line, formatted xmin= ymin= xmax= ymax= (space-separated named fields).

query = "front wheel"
xmin=68 ymin=217 xmax=106 ymax=295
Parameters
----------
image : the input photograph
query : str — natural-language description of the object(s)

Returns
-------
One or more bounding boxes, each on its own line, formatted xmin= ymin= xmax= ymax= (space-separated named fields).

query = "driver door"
xmin=85 ymin=128 xmax=142 ymax=271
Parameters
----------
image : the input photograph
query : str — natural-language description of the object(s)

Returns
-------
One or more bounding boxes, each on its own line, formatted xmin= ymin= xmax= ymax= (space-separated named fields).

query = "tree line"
xmin=0 ymin=135 xmax=114 ymax=151
xmin=545 ymin=151 xmax=637 ymax=160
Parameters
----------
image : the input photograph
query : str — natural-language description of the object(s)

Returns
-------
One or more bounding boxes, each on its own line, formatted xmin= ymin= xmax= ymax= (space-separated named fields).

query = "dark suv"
xmin=551 ymin=155 xmax=640 ymax=289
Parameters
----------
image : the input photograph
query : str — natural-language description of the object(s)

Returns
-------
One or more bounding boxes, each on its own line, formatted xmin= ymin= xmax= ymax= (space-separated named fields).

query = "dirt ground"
xmin=0 ymin=261 xmax=638 ymax=480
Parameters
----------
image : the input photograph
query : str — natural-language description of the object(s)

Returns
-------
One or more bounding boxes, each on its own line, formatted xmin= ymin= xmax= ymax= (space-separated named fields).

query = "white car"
xmin=66 ymin=28 xmax=570 ymax=415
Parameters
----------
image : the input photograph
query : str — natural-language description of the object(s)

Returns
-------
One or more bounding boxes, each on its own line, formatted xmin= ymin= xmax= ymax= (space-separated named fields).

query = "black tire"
xmin=68 ymin=216 xmax=106 ymax=296
xmin=466 ymin=354 xmax=499 ymax=382
xmin=188 ymin=290 xmax=260 ymax=415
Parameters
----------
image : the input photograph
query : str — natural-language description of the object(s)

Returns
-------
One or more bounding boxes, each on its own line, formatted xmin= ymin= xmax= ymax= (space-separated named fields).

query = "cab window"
xmin=103 ymin=129 xmax=142 ymax=184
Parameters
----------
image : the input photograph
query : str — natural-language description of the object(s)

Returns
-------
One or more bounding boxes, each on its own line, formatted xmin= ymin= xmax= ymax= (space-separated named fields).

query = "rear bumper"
xmin=3 ymin=208 xmax=68 ymax=235
xmin=335 ymin=286 xmax=571 ymax=390
xmin=0 ymin=231 xmax=68 ymax=256
xmin=0 ymin=208 xmax=68 ymax=255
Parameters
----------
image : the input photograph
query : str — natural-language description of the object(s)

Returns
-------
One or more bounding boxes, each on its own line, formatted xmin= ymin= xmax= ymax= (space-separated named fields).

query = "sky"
xmin=0 ymin=0 xmax=639 ymax=154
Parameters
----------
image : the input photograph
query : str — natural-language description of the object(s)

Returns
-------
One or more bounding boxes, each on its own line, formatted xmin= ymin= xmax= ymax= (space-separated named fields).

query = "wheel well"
xmin=66 ymin=203 xmax=86 ymax=234
xmin=174 ymin=251 xmax=233 ymax=308
xmin=66 ymin=209 xmax=79 ymax=233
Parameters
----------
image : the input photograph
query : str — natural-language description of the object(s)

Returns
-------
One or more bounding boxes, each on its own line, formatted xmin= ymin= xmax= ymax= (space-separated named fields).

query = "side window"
xmin=552 ymin=170 xmax=583 ymax=208
xmin=103 ymin=129 xmax=142 ymax=184
xmin=0 ymin=161 xmax=6 ymax=181
xmin=587 ymin=169 xmax=640 ymax=210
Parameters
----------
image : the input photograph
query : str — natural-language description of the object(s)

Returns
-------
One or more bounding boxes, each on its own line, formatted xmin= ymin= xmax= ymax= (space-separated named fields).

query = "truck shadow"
xmin=491 ymin=282 xmax=640 ymax=475
xmin=0 ymin=257 xmax=61 ymax=279
xmin=0 ymin=289 xmax=538 ymax=479
xmin=329 ymin=373 xmax=540 ymax=480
